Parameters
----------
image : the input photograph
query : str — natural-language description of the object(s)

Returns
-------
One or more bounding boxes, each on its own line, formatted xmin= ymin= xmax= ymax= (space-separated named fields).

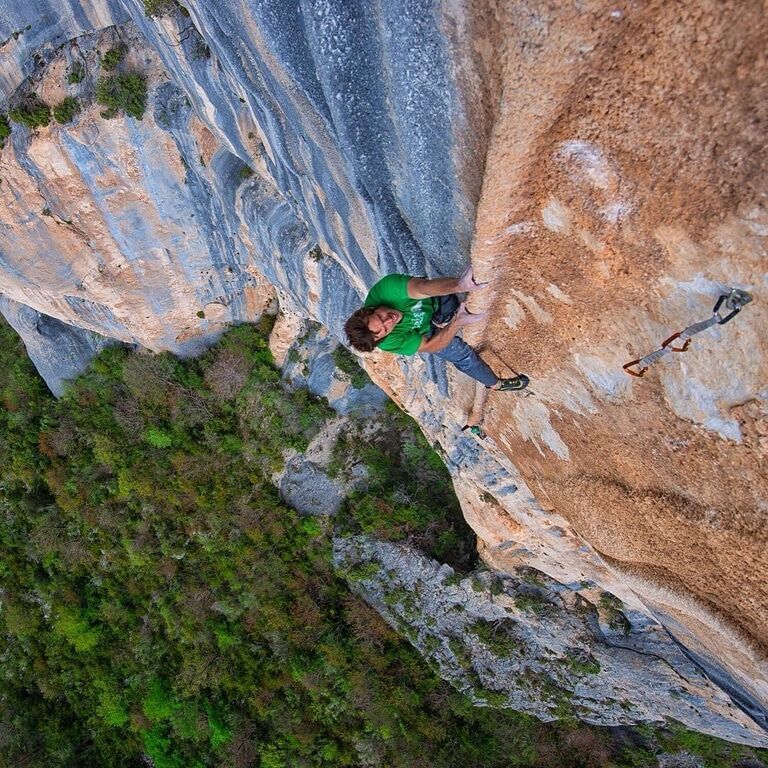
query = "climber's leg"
xmin=430 ymin=337 xmax=499 ymax=387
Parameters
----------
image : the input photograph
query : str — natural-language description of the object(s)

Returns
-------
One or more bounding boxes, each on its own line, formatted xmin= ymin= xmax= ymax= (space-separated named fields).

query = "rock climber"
xmin=343 ymin=268 xmax=529 ymax=391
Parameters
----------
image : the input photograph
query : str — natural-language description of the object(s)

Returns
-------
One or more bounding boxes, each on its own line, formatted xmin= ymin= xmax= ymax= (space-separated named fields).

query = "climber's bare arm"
xmin=407 ymin=266 xmax=488 ymax=299
xmin=418 ymin=304 xmax=487 ymax=353
xmin=418 ymin=317 xmax=461 ymax=353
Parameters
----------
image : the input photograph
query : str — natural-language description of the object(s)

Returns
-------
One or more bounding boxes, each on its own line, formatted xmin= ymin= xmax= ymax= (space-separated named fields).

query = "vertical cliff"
xmin=0 ymin=0 xmax=766 ymax=746
xmin=461 ymin=0 xmax=768 ymax=731
xmin=0 ymin=18 xmax=273 ymax=361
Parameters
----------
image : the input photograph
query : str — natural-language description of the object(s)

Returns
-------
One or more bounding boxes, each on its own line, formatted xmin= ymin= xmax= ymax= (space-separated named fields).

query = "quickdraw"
xmin=623 ymin=288 xmax=753 ymax=378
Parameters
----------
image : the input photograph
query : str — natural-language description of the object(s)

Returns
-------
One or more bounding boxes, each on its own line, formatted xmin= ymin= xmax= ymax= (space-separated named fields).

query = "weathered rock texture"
xmin=334 ymin=535 xmax=763 ymax=744
xmin=0 ymin=20 xmax=273 ymax=362
xmin=461 ymin=0 xmax=768 ymax=733
xmin=0 ymin=0 xmax=766 ymax=745
xmin=278 ymin=318 xmax=388 ymax=414
xmin=0 ymin=294 xmax=119 ymax=395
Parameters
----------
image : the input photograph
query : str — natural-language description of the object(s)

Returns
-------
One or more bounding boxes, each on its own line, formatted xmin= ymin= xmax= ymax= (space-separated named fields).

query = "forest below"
xmin=0 ymin=317 xmax=763 ymax=768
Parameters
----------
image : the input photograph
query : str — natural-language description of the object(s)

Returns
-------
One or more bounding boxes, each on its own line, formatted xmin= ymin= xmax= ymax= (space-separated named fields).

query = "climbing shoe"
xmin=496 ymin=374 xmax=530 ymax=391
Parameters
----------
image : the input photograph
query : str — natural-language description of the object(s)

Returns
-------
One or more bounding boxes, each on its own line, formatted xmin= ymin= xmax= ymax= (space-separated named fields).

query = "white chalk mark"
xmin=541 ymin=198 xmax=572 ymax=234
xmin=546 ymin=283 xmax=573 ymax=304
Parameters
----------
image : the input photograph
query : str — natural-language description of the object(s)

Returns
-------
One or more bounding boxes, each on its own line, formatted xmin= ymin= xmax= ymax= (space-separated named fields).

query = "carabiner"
xmin=622 ymin=359 xmax=647 ymax=378
xmin=660 ymin=331 xmax=691 ymax=353
xmin=714 ymin=289 xmax=752 ymax=325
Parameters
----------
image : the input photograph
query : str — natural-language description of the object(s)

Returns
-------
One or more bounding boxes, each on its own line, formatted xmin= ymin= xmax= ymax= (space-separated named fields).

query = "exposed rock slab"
xmin=0 ymin=294 xmax=120 ymax=395
xmin=460 ymin=0 xmax=768 ymax=724
xmin=334 ymin=535 xmax=768 ymax=747
xmin=280 ymin=457 xmax=345 ymax=518
xmin=278 ymin=318 xmax=388 ymax=415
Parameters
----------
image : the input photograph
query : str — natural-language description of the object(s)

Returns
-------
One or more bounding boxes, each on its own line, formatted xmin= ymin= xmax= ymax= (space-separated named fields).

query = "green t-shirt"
xmin=364 ymin=274 xmax=435 ymax=356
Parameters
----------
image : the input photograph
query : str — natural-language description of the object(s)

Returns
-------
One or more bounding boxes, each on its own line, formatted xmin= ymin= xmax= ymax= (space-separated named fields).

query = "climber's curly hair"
xmin=344 ymin=307 xmax=377 ymax=352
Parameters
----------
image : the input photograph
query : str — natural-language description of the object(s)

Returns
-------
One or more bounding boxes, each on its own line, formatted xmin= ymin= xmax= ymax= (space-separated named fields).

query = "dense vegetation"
xmin=8 ymin=94 xmax=51 ymax=129
xmin=53 ymin=97 xmax=80 ymax=125
xmin=0 ymin=318 xmax=764 ymax=768
xmin=331 ymin=406 xmax=475 ymax=570
xmin=96 ymin=74 xmax=147 ymax=120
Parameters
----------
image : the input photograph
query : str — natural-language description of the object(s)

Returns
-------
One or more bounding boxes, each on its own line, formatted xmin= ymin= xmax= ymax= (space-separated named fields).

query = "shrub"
xmin=96 ymin=685 xmax=130 ymax=727
xmin=144 ymin=426 xmax=174 ymax=448
xmin=143 ymin=727 xmax=186 ymax=768
xmin=470 ymin=619 xmax=522 ymax=657
xmin=96 ymin=74 xmax=147 ymax=120
xmin=8 ymin=95 xmax=51 ymax=129
xmin=52 ymin=607 xmax=101 ymax=652
xmin=144 ymin=0 xmax=178 ymax=16
xmin=101 ymin=46 xmax=126 ymax=71
xmin=67 ymin=61 xmax=84 ymax=84
xmin=143 ymin=679 xmax=178 ymax=722
xmin=599 ymin=592 xmax=632 ymax=634
xmin=203 ymin=348 xmax=249 ymax=400
xmin=514 ymin=592 xmax=553 ymax=615
xmin=53 ymin=97 xmax=80 ymax=124
xmin=332 ymin=345 xmax=370 ymax=389
xmin=0 ymin=115 xmax=10 ymax=148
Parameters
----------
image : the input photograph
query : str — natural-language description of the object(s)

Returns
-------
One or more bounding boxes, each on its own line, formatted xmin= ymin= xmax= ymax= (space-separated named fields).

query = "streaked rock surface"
xmin=0 ymin=294 xmax=119 ymax=395
xmin=0 ymin=21 xmax=273 ymax=356
xmin=335 ymin=535 xmax=764 ymax=744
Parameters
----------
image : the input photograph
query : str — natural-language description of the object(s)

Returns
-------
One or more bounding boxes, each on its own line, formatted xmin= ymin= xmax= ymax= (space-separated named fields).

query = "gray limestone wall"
xmin=120 ymin=0 xmax=488 ymax=333
xmin=0 ymin=0 xmax=487 ymax=380
xmin=0 ymin=294 xmax=120 ymax=395
xmin=0 ymin=0 xmax=129 ymax=100
xmin=334 ymin=536 xmax=768 ymax=748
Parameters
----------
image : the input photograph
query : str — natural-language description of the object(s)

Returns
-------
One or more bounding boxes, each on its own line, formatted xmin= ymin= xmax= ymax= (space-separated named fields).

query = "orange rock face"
xmin=456 ymin=0 xmax=767 ymax=714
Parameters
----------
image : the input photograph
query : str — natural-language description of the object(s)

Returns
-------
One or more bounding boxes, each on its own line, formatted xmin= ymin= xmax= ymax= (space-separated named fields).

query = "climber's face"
xmin=367 ymin=306 xmax=402 ymax=341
